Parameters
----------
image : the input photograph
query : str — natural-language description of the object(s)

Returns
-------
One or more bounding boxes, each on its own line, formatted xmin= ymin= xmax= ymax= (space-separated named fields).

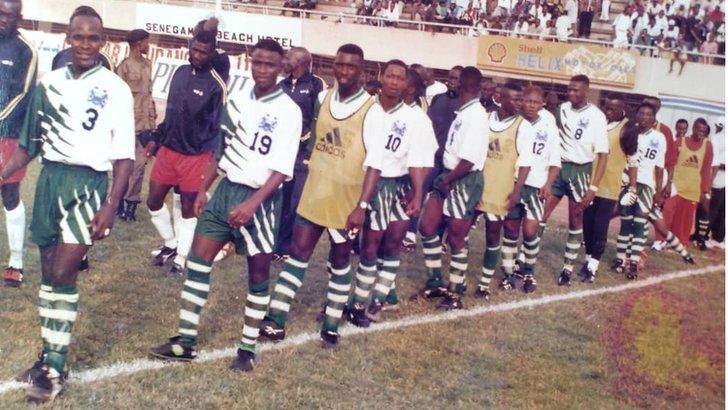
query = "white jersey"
xmin=443 ymin=98 xmax=489 ymax=171
xmin=711 ymin=129 xmax=725 ymax=189
xmin=635 ymin=128 xmax=666 ymax=189
xmin=557 ymin=101 xmax=608 ymax=164
xmin=20 ymin=65 xmax=135 ymax=171
xmin=425 ymin=81 xmax=448 ymax=105
xmin=219 ymin=87 xmax=302 ymax=188
xmin=317 ymin=88 xmax=385 ymax=170
xmin=519 ymin=113 xmax=562 ymax=189
xmin=378 ymin=101 xmax=437 ymax=178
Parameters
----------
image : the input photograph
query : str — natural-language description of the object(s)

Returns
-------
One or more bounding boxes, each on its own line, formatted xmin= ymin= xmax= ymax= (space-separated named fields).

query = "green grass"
xmin=0 ymin=161 xmax=724 ymax=408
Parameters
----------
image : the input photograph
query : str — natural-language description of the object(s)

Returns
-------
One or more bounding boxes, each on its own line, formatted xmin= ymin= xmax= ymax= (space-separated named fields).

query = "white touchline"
xmin=0 ymin=264 xmax=723 ymax=396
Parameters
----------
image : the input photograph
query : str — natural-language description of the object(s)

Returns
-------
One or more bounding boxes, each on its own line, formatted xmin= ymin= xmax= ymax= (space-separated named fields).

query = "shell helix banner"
xmin=477 ymin=35 xmax=638 ymax=88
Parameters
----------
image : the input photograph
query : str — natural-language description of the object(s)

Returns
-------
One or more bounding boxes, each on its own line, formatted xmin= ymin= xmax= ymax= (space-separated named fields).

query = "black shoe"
xmin=696 ymin=239 xmax=708 ymax=251
xmin=498 ymin=275 xmax=517 ymax=290
xmin=626 ymin=262 xmax=638 ymax=280
xmin=123 ymin=200 xmax=139 ymax=222
xmin=166 ymin=263 xmax=185 ymax=278
xmin=366 ymin=299 xmax=383 ymax=322
xmin=150 ymin=336 xmax=198 ymax=361
xmin=116 ymin=198 xmax=126 ymax=218
xmin=15 ymin=353 xmax=45 ymax=383
xmin=320 ymin=330 xmax=340 ymax=349
xmin=437 ymin=292 xmax=463 ymax=310
xmin=682 ymin=254 xmax=696 ymax=264
xmin=557 ymin=270 xmax=571 ymax=286
xmin=611 ymin=259 xmax=625 ymax=274
xmin=259 ymin=318 xmax=286 ymax=342
xmin=346 ymin=304 xmax=371 ymax=328
xmin=229 ymin=349 xmax=255 ymax=372
xmin=78 ymin=255 xmax=89 ymax=271
xmin=152 ymin=246 xmax=177 ymax=266
xmin=409 ymin=285 xmax=448 ymax=301
xmin=25 ymin=363 xmax=65 ymax=404
xmin=473 ymin=286 xmax=490 ymax=300
xmin=577 ymin=262 xmax=590 ymax=279
xmin=523 ymin=276 xmax=537 ymax=293
xmin=582 ymin=269 xmax=595 ymax=283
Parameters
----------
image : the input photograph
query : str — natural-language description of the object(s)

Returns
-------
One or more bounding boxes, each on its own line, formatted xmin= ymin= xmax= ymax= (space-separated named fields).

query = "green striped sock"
xmin=421 ymin=234 xmax=443 ymax=288
xmin=563 ymin=229 xmax=582 ymax=273
xmin=501 ymin=237 xmax=519 ymax=275
xmin=268 ymin=256 xmax=309 ymax=328
xmin=239 ymin=280 xmax=270 ymax=353
xmin=38 ymin=278 xmax=53 ymax=356
xmin=521 ymin=237 xmax=540 ymax=277
xmin=385 ymin=281 xmax=399 ymax=305
xmin=322 ymin=264 xmax=351 ymax=334
xmin=448 ymin=249 xmax=469 ymax=294
xmin=178 ymin=255 xmax=212 ymax=346
xmin=697 ymin=217 xmax=710 ymax=239
xmin=478 ymin=245 xmax=500 ymax=290
xmin=350 ymin=258 xmax=377 ymax=308
xmin=665 ymin=232 xmax=690 ymax=257
xmin=373 ymin=256 xmax=400 ymax=303
xmin=42 ymin=285 xmax=78 ymax=374
xmin=630 ymin=217 xmax=648 ymax=263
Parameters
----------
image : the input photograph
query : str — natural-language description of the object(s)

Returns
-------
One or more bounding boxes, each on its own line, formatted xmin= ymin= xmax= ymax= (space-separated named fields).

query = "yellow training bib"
xmin=673 ymin=137 xmax=707 ymax=202
xmin=595 ymin=118 xmax=629 ymax=200
xmin=297 ymin=90 xmax=375 ymax=229
xmin=478 ymin=115 xmax=523 ymax=216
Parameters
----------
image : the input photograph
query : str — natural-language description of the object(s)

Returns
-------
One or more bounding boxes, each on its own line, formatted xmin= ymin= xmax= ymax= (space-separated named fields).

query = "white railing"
xmin=114 ymin=0 xmax=728 ymax=62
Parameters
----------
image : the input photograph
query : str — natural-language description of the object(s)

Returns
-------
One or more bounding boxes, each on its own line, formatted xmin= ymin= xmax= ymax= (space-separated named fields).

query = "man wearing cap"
xmin=116 ymin=29 xmax=156 ymax=222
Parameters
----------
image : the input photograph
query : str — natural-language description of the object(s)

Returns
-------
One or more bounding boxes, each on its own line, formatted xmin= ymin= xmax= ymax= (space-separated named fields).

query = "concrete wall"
xmin=23 ymin=0 xmax=725 ymax=103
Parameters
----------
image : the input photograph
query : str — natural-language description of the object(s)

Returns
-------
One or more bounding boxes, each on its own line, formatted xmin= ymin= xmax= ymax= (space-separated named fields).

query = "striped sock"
xmin=501 ymin=238 xmax=519 ymax=276
xmin=178 ymin=256 xmax=212 ymax=345
xmin=373 ymin=256 xmax=400 ymax=303
xmin=479 ymin=245 xmax=501 ymax=290
xmin=630 ymin=217 xmax=648 ymax=264
xmin=448 ymin=248 xmax=468 ymax=294
xmin=239 ymin=280 xmax=270 ymax=353
xmin=350 ymin=258 xmax=377 ymax=308
xmin=563 ymin=229 xmax=582 ymax=273
xmin=385 ymin=280 xmax=399 ymax=305
xmin=38 ymin=279 xmax=53 ymax=355
xmin=665 ymin=231 xmax=690 ymax=258
xmin=697 ymin=217 xmax=710 ymax=239
xmin=322 ymin=264 xmax=352 ymax=334
xmin=616 ymin=216 xmax=633 ymax=262
xmin=42 ymin=285 xmax=78 ymax=373
xmin=538 ymin=221 xmax=546 ymax=238
xmin=268 ymin=256 xmax=309 ymax=328
xmin=521 ymin=237 xmax=540 ymax=277
xmin=422 ymin=234 xmax=443 ymax=288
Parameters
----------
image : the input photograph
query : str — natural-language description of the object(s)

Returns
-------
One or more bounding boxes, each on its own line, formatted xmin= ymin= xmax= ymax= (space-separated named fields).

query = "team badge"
xmin=453 ymin=119 xmax=462 ymax=133
xmin=392 ymin=120 xmax=407 ymax=138
xmin=649 ymin=138 xmax=659 ymax=149
xmin=535 ymin=130 xmax=548 ymax=142
xmin=259 ymin=114 xmax=278 ymax=133
xmin=87 ymin=87 xmax=108 ymax=108
xmin=577 ymin=118 xmax=590 ymax=128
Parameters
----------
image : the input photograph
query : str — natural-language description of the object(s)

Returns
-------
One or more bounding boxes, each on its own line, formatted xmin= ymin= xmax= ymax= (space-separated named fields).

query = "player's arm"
xmin=406 ymin=167 xmax=427 ymax=217
xmin=346 ymin=106 xmax=384 ymax=233
xmin=509 ymin=125 xmax=532 ymax=209
xmin=228 ymin=171 xmax=287 ymax=228
xmin=441 ymin=114 xmax=488 ymax=194
xmin=541 ymin=124 xmax=561 ymax=199
xmin=90 ymin=158 xmax=133 ymax=241
xmin=509 ymin=166 xmax=530 ymax=209
xmin=1 ymin=81 xmax=48 ymax=180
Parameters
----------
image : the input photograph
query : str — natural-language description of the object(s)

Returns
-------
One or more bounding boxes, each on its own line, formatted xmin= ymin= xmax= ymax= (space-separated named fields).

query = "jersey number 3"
xmin=82 ymin=108 xmax=99 ymax=131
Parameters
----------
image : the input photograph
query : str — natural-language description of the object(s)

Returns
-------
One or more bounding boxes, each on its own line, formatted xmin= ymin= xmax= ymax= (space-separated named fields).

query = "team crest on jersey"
xmin=259 ymin=114 xmax=278 ymax=133
xmin=391 ymin=120 xmax=407 ymax=138
xmin=577 ymin=118 xmax=589 ymax=128
xmin=87 ymin=87 xmax=108 ymax=108
xmin=535 ymin=130 xmax=548 ymax=142
xmin=453 ymin=119 xmax=462 ymax=133
xmin=649 ymin=138 xmax=659 ymax=149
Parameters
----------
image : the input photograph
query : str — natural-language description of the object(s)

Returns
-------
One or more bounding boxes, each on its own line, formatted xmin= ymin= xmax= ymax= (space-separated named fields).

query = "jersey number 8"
xmin=574 ymin=128 xmax=583 ymax=140
xmin=250 ymin=132 xmax=272 ymax=155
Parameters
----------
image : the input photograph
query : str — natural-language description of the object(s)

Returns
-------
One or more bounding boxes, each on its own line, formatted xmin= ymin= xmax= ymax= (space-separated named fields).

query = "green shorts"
xmin=294 ymin=214 xmax=350 ymax=244
xmin=619 ymin=183 xmax=654 ymax=217
xmin=433 ymin=170 xmax=484 ymax=220
xmin=367 ymin=176 xmax=410 ymax=231
xmin=196 ymin=178 xmax=282 ymax=257
xmin=551 ymin=161 xmax=592 ymax=202
xmin=505 ymin=185 xmax=545 ymax=221
xmin=30 ymin=161 xmax=108 ymax=247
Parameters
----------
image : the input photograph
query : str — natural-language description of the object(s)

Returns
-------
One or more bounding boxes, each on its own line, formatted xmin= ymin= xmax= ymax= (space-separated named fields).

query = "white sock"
xmin=5 ymin=201 xmax=24 ymax=269
xmin=587 ymin=257 xmax=600 ymax=273
xmin=405 ymin=231 xmax=416 ymax=243
xmin=149 ymin=206 xmax=177 ymax=249
xmin=173 ymin=216 xmax=197 ymax=266
xmin=172 ymin=193 xmax=182 ymax=240
xmin=517 ymin=251 xmax=525 ymax=264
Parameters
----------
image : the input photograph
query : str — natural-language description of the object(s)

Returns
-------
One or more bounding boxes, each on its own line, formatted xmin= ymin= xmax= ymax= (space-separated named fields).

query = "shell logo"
xmin=487 ymin=42 xmax=507 ymax=63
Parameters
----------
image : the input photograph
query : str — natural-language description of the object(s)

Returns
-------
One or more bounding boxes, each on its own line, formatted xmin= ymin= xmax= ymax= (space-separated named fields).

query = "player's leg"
xmin=120 ymin=138 xmax=147 ymax=222
xmin=693 ymin=201 xmax=710 ymax=249
xmin=581 ymin=200 xmax=596 ymax=272
xmin=649 ymin=204 xmax=695 ymax=263
xmin=626 ymin=187 xmax=652 ymax=279
xmin=581 ymin=197 xmax=617 ymax=282
xmin=347 ymin=226 xmax=384 ymax=327
xmin=516 ymin=186 xmax=545 ymax=292
xmin=320 ymin=234 xmax=355 ymax=348
xmin=501 ymin=217 xmax=521 ymax=288
xmin=368 ymin=218 xmax=409 ymax=320
xmin=557 ymin=197 xmax=584 ymax=286
xmin=415 ymin=194 xmax=448 ymax=297
xmin=475 ymin=215 xmax=501 ymax=300
xmin=1 ymin=182 xmax=25 ymax=287
xmin=167 ymin=190 xmax=199 ymax=277
xmin=436 ymin=215 xmax=472 ymax=310
xmin=709 ymin=187 xmax=725 ymax=246
xmin=147 ymin=179 xmax=177 ymax=266
xmin=262 ymin=219 xmax=323 ymax=340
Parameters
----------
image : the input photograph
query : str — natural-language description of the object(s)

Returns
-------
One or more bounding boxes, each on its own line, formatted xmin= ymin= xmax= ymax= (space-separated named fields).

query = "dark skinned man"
xmin=5 ymin=7 xmax=134 ymax=402
xmin=261 ymin=43 xmax=386 ymax=349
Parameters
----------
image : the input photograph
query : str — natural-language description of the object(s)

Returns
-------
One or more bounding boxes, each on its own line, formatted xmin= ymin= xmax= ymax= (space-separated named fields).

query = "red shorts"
xmin=150 ymin=146 xmax=212 ymax=192
xmin=0 ymin=138 xmax=27 ymax=184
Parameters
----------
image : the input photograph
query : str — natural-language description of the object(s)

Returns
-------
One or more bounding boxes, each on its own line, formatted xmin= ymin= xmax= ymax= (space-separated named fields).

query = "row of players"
xmin=0 ymin=2 xmax=716 ymax=403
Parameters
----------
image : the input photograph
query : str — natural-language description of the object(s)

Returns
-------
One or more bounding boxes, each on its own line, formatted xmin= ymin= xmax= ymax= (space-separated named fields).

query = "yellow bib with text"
xmin=673 ymin=138 xmax=707 ymax=202
xmin=478 ymin=116 xmax=523 ymax=216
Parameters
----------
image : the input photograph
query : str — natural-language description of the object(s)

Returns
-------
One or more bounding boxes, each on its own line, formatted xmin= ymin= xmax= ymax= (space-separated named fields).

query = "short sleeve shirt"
xmin=443 ymin=98 xmax=489 ymax=171
xmin=557 ymin=101 xmax=608 ymax=164
xmin=635 ymin=128 xmax=667 ymax=188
